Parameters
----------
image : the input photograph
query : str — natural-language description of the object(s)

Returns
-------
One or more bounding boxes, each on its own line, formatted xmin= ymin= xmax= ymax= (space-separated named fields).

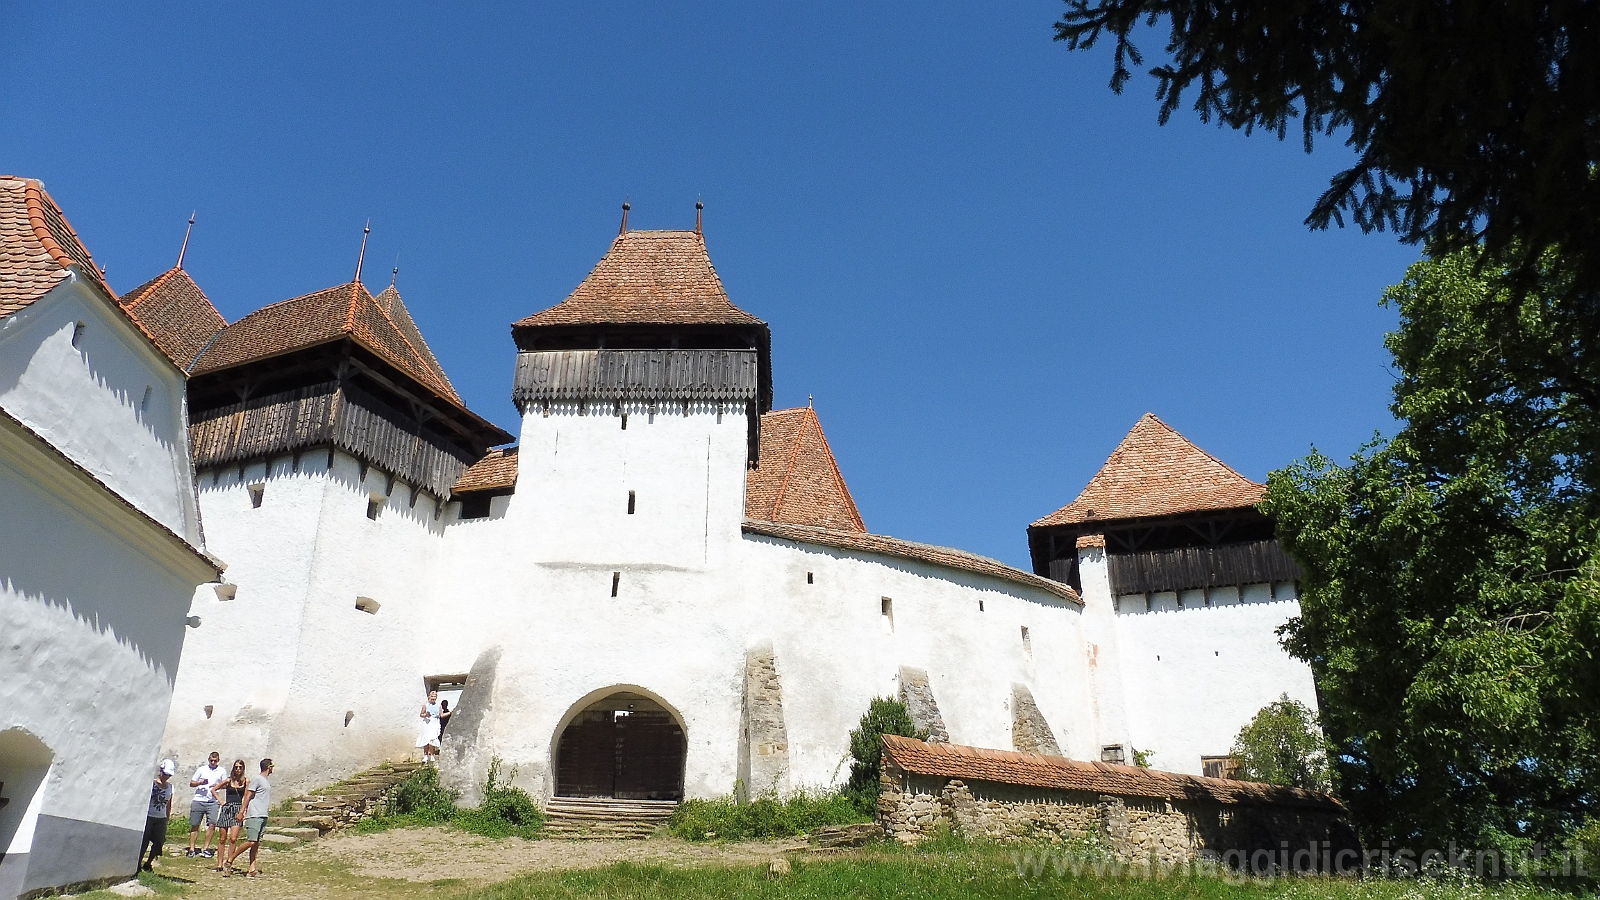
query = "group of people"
xmin=415 ymin=689 xmax=453 ymax=762
xmin=140 ymin=752 xmax=274 ymax=877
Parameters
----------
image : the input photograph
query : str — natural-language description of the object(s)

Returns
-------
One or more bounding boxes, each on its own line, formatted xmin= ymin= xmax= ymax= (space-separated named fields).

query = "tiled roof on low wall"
xmin=881 ymin=735 xmax=1342 ymax=811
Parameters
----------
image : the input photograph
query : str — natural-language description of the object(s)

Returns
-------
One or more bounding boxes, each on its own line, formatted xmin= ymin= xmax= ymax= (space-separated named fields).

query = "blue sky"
xmin=1 ymin=2 xmax=1417 ymax=569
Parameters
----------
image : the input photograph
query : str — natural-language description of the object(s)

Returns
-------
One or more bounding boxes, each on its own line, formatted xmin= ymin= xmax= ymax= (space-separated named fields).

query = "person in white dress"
xmin=415 ymin=689 xmax=442 ymax=763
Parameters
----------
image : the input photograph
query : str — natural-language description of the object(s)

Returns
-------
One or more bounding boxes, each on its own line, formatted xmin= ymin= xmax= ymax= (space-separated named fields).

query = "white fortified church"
xmin=2 ymin=185 xmax=1321 ymax=893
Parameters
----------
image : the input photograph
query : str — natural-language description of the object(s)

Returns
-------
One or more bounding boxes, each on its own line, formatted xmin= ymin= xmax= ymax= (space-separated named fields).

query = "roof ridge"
xmin=352 ymin=283 xmax=459 ymax=401
xmin=121 ymin=267 xmax=178 ymax=309
xmin=768 ymin=407 xmax=812 ymax=522
xmin=804 ymin=407 xmax=865 ymax=531
xmin=1132 ymin=412 xmax=1257 ymax=487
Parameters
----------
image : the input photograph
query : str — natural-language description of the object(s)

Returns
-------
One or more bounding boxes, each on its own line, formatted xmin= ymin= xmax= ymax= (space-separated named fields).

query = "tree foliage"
xmin=1052 ymin=0 xmax=1600 ymax=397
xmin=1261 ymin=247 xmax=1600 ymax=849
xmin=1230 ymin=694 xmax=1332 ymax=792
xmin=844 ymin=697 xmax=923 ymax=813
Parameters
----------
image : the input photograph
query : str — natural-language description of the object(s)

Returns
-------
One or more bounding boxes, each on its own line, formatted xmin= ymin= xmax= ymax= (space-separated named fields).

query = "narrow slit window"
xmin=71 ymin=322 xmax=86 ymax=347
xmin=881 ymin=597 xmax=894 ymax=634
xmin=627 ymin=490 xmax=636 ymax=515
xmin=140 ymin=385 xmax=153 ymax=414
xmin=978 ymin=600 xmax=984 ymax=612
xmin=621 ymin=412 xmax=628 ymax=430
xmin=366 ymin=495 xmax=384 ymax=520
xmin=1021 ymin=626 xmax=1032 ymax=659
xmin=248 ymin=484 xmax=265 ymax=509
xmin=611 ymin=571 xmax=620 ymax=597
xmin=806 ymin=572 xmax=813 ymax=584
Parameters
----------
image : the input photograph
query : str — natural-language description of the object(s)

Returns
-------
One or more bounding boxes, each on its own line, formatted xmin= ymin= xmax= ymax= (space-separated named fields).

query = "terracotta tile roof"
xmin=372 ymin=284 xmax=457 ymax=403
xmin=1033 ymin=413 xmax=1265 ymax=528
xmin=882 ymin=735 xmax=1342 ymax=810
xmin=515 ymin=230 xmax=765 ymax=329
xmin=0 ymin=176 xmax=114 ymax=317
xmin=119 ymin=268 xmax=227 ymax=370
xmin=453 ymin=446 xmax=517 ymax=493
xmin=745 ymin=407 xmax=866 ymax=532
xmin=742 ymin=520 xmax=1081 ymax=604
xmin=192 ymin=281 xmax=463 ymax=405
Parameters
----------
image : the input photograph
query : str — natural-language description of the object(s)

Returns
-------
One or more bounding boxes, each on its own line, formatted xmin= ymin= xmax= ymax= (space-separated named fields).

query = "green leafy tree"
xmin=1262 ymin=246 xmax=1600 ymax=849
xmin=1050 ymin=1 xmax=1600 ymax=285
xmin=1230 ymin=694 xmax=1331 ymax=792
xmin=844 ymin=698 xmax=923 ymax=814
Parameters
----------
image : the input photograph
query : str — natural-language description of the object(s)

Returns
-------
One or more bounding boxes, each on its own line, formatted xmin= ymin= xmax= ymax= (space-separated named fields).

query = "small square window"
xmin=355 ymin=597 xmax=380 ymax=614
xmin=458 ymin=493 xmax=492 ymax=520
xmin=1101 ymin=744 xmax=1126 ymax=765
xmin=366 ymin=494 xmax=385 ymax=520
xmin=1202 ymin=756 xmax=1239 ymax=779
xmin=248 ymin=484 xmax=265 ymax=508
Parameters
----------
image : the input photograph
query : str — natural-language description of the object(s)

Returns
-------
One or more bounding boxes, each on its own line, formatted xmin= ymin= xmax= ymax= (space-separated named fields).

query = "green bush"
xmin=844 ymin=697 xmax=923 ymax=814
xmin=384 ymin=765 xmax=457 ymax=822
xmin=1229 ymin=694 xmax=1333 ymax=792
xmin=454 ymin=757 xmax=543 ymax=839
xmin=668 ymin=789 xmax=868 ymax=841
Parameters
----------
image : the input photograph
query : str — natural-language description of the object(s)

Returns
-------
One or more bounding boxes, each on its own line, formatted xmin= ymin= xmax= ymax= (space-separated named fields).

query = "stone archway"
xmin=0 ymin=728 xmax=53 ymax=893
xmin=553 ymin=690 xmax=685 ymax=800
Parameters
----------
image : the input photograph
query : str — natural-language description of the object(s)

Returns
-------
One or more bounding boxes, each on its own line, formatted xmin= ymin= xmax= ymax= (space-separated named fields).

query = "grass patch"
xmin=461 ymin=843 xmax=1590 ymax=900
xmin=667 ymin=789 xmax=870 ymax=841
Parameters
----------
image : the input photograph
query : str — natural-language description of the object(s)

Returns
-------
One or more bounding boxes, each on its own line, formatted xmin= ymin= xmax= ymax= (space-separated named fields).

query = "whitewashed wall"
xmin=0 ymin=412 xmax=211 ymax=896
xmin=162 ymin=452 xmax=449 ymax=796
xmin=1109 ymin=581 xmax=1317 ymax=776
xmin=0 ymin=276 xmax=201 ymax=543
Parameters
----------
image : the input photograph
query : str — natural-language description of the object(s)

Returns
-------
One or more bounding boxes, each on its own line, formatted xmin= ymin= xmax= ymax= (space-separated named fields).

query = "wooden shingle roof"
xmin=882 ymin=735 xmax=1342 ymax=810
xmin=452 ymin=446 xmax=518 ymax=494
xmin=743 ymin=520 xmax=1081 ymax=604
xmin=1033 ymin=413 xmax=1265 ymax=528
xmin=515 ymin=230 xmax=765 ymax=328
xmin=745 ymin=407 xmax=865 ymax=532
xmin=191 ymin=281 xmax=463 ymax=406
xmin=0 ymin=176 xmax=113 ymax=317
xmin=119 ymin=268 xmax=227 ymax=370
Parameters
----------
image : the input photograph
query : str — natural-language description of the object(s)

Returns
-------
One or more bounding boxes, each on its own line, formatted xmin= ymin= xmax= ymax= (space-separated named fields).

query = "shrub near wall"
xmin=669 ymin=790 xmax=868 ymax=841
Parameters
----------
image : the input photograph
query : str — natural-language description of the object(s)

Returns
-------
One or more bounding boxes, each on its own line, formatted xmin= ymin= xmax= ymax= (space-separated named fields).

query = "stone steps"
xmin=261 ymin=759 xmax=430 ymax=847
xmin=543 ymin=797 xmax=676 ymax=840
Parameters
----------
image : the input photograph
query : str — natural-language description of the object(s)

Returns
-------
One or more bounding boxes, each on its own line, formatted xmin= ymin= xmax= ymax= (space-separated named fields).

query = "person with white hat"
xmin=140 ymin=760 xmax=176 ymax=871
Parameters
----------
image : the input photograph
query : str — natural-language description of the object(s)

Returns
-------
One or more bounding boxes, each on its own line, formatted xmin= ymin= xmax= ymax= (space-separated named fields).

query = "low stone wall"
xmin=877 ymin=736 xmax=1358 ymax=871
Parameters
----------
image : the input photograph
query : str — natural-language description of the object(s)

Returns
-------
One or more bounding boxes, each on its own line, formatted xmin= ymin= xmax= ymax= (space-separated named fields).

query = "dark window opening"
xmin=71 ymin=322 xmax=86 ymax=347
xmin=1101 ymin=744 xmax=1126 ymax=765
xmin=611 ymin=572 xmax=620 ymax=597
xmin=627 ymin=490 xmax=636 ymax=515
xmin=459 ymin=493 xmax=493 ymax=520
xmin=806 ymin=572 xmax=813 ymax=584
xmin=366 ymin=497 xmax=383 ymax=520
xmin=248 ymin=484 xmax=264 ymax=508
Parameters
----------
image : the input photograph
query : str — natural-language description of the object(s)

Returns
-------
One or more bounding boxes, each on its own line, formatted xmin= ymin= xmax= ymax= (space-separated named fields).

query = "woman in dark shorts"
xmin=213 ymin=760 xmax=248 ymax=872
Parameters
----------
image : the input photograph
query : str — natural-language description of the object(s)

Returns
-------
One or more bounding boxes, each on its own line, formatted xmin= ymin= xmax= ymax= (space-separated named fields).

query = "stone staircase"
xmin=542 ymin=797 xmax=677 ymax=839
xmin=260 ymin=760 xmax=426 ymax=848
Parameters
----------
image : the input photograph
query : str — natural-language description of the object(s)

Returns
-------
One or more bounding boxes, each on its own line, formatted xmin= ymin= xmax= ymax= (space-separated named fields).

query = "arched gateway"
xmin=554 ymin=690 xmax=686 ymax=800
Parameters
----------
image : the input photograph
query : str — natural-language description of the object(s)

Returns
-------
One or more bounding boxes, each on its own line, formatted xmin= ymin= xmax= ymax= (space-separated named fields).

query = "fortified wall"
xmin=877 ymin=736 xmax=1358 ymax=871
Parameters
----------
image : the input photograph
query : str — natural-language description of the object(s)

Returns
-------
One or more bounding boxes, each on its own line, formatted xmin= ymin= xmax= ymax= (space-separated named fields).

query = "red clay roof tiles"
xmin=191 ymin=281 xmax=463 ymax=406
xmin=743 ymin=520 xmax=1081 ymax=604
xmin=882 ymin=735 xmax=1342 ymax=810
xmin=1033 ymin=413 xmax=1265 ymax=528
xmin=515 ymin=230 xmax=765 ymax=328
xmin=119 ymin=268 xmax=227 ymax=370
xmin=745 ymin=407 xmax=866 ymax=532
xmin=0 ymin=176 xmax=112 ymax=317
xmin=452 ymin=446 xmax=518 ymax=494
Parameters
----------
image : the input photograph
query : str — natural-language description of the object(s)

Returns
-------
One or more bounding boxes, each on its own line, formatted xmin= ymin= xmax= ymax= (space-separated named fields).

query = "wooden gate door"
xmin=613 ymin=710 xmax=686 ymax=800
xmin=555 ymin=710 xmax=616 ymax=797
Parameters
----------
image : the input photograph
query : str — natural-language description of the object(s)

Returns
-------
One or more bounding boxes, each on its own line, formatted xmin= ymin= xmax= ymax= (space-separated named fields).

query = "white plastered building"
xmin=144 ymin=213 xmax=1317 ymax=811
xmin=0 ymin=178 xmax=220 ymax=899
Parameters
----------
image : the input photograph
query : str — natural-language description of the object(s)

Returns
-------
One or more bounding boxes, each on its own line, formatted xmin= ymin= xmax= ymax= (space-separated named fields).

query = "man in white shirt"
xmin=186 ymin=751 xmax=226 ymax=858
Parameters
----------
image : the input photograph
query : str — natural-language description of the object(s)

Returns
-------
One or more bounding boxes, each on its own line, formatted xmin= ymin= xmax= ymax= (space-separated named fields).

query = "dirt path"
xmin=146 ymin=828 xmax=808 ymax=900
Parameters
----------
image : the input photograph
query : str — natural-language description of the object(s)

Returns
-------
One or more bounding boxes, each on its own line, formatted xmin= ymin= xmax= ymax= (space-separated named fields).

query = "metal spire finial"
xmin=391 ymin=253 xmax=400 ymax=288
xmin=808 ymin=394 xmax=813 ymax=409
xmin=353 ymin=220 xmax=371 ymax=284
xmin=176 ymin=212 xmax=196 ymax=270
xmin=619 ymin=201 xmax=630 ymax=236
xmin=695 ymin=199 xmax=703 ymax=235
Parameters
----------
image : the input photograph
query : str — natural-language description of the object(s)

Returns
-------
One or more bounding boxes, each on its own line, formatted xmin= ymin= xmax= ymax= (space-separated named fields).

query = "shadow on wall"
xmin=0 ymin=728 xmax=54 ymax=897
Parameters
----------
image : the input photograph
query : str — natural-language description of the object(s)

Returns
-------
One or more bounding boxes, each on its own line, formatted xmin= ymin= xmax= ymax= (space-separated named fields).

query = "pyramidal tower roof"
xmin=191 ymin=280 xmax=462 ymax=406
xmin=745 ymin=406 xmax=866 ymax=532
xmin=1033 ymin=413 xmax=1265 ymax=528
xmin=515 ymin=230 xmax=765 ymax=329
xmin=119 ymin=267 xmax=226 ymax=370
